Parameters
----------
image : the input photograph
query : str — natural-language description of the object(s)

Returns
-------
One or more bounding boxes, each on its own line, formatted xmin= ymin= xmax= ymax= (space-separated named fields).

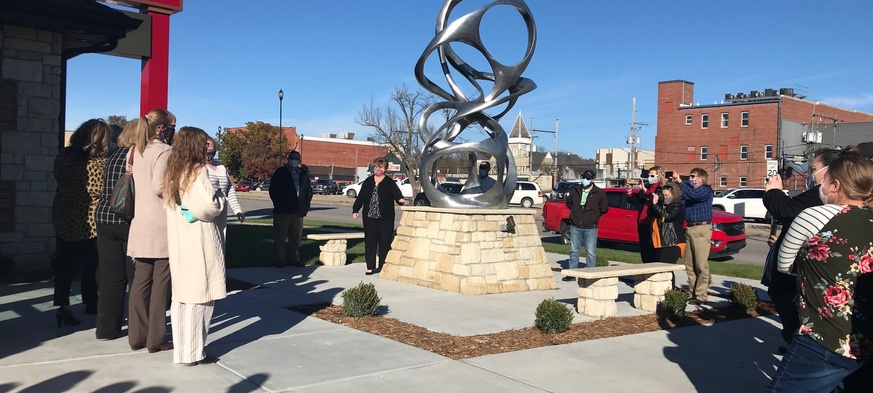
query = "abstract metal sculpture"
xmin=415 ymin=0 xmax=537 ymax=208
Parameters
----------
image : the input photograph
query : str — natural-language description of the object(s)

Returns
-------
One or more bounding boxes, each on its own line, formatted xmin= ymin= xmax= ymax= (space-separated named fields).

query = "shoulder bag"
xmin=108 ymin=146 xmax=135 ymax=222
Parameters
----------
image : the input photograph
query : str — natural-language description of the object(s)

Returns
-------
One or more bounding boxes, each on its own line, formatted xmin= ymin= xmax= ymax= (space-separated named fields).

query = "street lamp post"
xmin=342 ymin=150 xmax=359 ymax=183
xmin=278 ymin=89 xmax=284 ymax=164
xmin=532 ymin=118 xmax=559 ymax=187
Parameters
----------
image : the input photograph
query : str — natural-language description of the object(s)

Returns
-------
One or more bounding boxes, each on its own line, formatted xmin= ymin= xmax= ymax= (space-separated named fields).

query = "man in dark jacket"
xmin=269 ymin=150 xmax=313 ymax=267
xmin=562 ymin=170 xmax=608 ymax=280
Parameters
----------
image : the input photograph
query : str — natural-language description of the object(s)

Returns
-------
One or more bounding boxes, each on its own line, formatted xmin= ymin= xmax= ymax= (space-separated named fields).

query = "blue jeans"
xmin=767 ymin=335 xmax=865 ymax=393
xmin=568 ymin=226 xmax=598 ymax=269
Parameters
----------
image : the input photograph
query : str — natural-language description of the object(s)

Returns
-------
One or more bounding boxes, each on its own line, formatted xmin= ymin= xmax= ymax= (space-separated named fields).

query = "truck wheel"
xmin=414 ymin=199 xmax=425 ymax=206
xmin=712 ymin=205 xmax=725 ymax=211
xmin=346 ymin=189 xmax=357 ymax=198
xmin=560 ymin=221 xmax=570 ymax=245
xmin=521 ymin=197 xmax=533 ymax=208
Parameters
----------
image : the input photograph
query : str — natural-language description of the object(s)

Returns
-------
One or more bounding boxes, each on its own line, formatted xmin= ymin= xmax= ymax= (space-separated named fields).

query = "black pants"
xmin=363 ymin=218 xmax=394 ymax=271
xmin=654 ymin=246 xmax=681 ymax=264
xmin=768 ymin=271 xmax=800 ymax=344
xmin=53 ymin=236 xmax=98 ymax=308
xmin=638 ymin=223 xmax=657 ymax=263
xmin=96 ymin=223 xmax=134 ymax=339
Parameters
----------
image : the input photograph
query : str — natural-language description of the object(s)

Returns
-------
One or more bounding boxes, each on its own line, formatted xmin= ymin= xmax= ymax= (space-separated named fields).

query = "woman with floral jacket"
xmin=770 ymin=151 xmax=873 ymax=392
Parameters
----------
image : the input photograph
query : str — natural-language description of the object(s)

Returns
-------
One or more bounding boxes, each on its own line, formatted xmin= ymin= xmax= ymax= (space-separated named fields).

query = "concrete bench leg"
xmin=632 ymin=272 xmax=675 ymax=312
xmin=577 ymin=277 xmax=618 ymax=318
xmin=318 ymin=239 xmax=348 ymax=266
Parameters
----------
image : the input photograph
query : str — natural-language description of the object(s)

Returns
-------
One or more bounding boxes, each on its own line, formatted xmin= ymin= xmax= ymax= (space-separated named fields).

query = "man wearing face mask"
xmin=562 ymin=170 xmax=608 ymax=279
xmin=269 ymin=150 xmax=313 ymax=268
xmin=678 ymin=168 xmax=713 ymax=306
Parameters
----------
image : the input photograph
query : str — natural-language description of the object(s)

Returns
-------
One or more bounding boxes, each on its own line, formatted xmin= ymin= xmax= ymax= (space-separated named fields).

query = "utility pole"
xmin=813 ymin=112 xmax=842 ymax=147
xmin=628 ymin=97 xmax=648 ymax=176
xmin=532 ymin=118 xmax=559 ymax=186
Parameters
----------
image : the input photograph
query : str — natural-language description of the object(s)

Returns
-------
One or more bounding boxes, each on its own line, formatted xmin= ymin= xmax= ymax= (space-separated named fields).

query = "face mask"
xmin=375 ymin=168 xmax=384 ymax=176
xmin=647 ymin=175 xmax=658 ymax=184
xmin=807 ymin=166 xmax=827 ymax=189
xmin=287 ymin=159 xmax=300 ymax=169
xmin=206 ymin=151 xmax=217 ymax=162
xmin=156 ymin=126 xmax=175 ymax=145
xmin=818 ymin=181 xmax=832 ymax=205
xmin=581 ymin=179 xmax=591 ymax=187
xmin=479 ymin=169 xmax=488 ymax=177
xmin=690 ymin=179 xmax=699 ymax=187
xmin=663 ymin=197 xmax=673 ymax=205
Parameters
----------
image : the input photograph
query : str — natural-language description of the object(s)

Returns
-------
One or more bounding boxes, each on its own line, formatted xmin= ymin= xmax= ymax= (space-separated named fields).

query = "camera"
xmin=779 ymin=166 xmax=793 ymax=178
xmin=665 ymin=171 xmax=674 ymax=180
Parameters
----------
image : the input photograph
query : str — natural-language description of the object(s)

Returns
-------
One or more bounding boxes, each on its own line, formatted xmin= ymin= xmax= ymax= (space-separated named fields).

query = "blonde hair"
xmin=162 ymin=127 xmax=209 ymax=208
xmin=132 ymin=109 xmax=175 ymax=155
xmin=116 ymin=118 xmax=139 ymax=149
xmin=648 ymin=165 xmax=666 ymax=185
xmin=825 ymin=149 xmax=873 ymax=210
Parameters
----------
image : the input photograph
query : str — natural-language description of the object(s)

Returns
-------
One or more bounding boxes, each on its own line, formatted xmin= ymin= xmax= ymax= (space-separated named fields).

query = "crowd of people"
xmin=51 ymin=110 xmax=236 ymax=366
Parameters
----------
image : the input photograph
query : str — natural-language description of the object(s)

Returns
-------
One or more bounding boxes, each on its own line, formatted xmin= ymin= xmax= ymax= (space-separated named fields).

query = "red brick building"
xmin=297 ymin=134 xmax=388 ymax=185
xmin=655 ymin=80 xmax=873 ymax=191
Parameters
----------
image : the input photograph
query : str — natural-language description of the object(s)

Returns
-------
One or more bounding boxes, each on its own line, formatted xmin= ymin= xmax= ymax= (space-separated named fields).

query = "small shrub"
xmin=341 ymin=282 xmax=381 ymax=317
xmin=656 ymin=288 xmax=687 ymax=320
xmin=730 ymin=283 xmax=759 ymax=312
xmin=596 ymin=255 xmax=609 ymax=267
xmin=535 ymin=298 xmax=574 ymax=333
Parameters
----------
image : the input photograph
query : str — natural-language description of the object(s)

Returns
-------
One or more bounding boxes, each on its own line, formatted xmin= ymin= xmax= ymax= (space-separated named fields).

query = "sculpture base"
xmin=380 ymin=206 xmax=557 ymax=294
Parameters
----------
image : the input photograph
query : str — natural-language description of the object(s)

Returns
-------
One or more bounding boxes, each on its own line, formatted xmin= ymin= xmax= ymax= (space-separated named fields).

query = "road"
xmin=235 ymin=192 xmax=772 ymax=267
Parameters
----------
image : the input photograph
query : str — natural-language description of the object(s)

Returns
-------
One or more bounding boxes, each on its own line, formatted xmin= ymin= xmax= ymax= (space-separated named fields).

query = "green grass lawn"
xmin=230 ymin=220 xmax=763 ymax=280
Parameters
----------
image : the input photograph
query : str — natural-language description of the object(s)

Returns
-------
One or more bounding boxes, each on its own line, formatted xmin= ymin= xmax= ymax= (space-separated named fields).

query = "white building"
xmin=595 ymin=148 xmax=655 ymax=180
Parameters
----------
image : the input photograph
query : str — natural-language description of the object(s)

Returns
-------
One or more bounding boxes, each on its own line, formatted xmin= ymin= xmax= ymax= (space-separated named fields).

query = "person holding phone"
xmin=626 ymin=166 xmax=667 ymax=263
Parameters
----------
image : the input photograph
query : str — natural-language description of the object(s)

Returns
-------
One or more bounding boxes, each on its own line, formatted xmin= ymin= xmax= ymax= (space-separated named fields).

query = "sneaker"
xmin=561 ymin=276 xmax=576 ymax=282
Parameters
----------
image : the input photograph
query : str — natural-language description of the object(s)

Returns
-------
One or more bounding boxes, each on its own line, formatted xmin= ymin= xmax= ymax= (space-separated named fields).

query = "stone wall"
xmin=380 ymin=206 xmax=557 ymax=294
xmin=0 ymin=25 xmax=63 ymax=269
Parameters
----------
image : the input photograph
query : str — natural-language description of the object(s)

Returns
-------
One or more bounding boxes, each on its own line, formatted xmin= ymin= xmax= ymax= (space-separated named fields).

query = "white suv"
xmin=712 ymin=188 xmax=781 ymax=222
xmin=510 ymin=181 xmax=544 ymax=208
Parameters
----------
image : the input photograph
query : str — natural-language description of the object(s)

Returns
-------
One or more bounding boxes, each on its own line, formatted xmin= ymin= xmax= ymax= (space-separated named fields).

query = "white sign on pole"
xmin=766 ymin=160 xmax=778 ymax=178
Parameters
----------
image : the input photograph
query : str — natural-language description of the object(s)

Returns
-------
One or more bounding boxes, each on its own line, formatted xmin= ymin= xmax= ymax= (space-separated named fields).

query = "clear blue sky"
xmin=66 ymin=0 xmax=873 ymax=159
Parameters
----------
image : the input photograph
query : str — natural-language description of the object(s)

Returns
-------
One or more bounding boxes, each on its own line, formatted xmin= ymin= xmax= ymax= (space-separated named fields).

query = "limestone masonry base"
xmin=379 ymin=206 xmax=557 ymax=294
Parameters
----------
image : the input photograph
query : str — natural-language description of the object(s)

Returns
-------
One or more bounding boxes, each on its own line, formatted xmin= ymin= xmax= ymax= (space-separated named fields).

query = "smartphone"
xmin=640 ymin=169 xmax=647 ymax=179
xmin=665 ymin=171 xmax=674 ymax=179
xmin=779 ymin=167 xmax=793 ymax=178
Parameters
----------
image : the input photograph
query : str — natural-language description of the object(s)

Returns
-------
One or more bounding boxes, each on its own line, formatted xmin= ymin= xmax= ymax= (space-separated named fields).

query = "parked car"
xmin=235 ymin=181 xmax=254 ymax=192
xmin=509 ymin=181 xmax=544 ymax=208
xmin=312 ymin=179 xmax=339 ymax=195
xmin=343 ymin=181 xmax=364 ymax=198
xmin=413 ymin=182 xmax=464 ymax=206
xmin=254 ymin=179 xmax=270 ymax=192
xmin=712 ymin=187 xmax=786 ymax=222
xmin=395 ymin=177 xmax=415 ymax=199
xmin=541 ymin=187 xmax=747 ymax=257
xmin=549 ymin=181 xmax=580 ymax=201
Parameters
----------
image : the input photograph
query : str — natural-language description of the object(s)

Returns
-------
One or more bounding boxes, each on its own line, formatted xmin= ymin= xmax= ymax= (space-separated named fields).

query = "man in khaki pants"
xmin=678 ymin=168 xmax=713 ymax=305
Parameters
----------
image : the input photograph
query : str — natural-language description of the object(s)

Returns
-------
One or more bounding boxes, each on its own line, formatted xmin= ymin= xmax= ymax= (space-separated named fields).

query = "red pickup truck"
xmin=541 ymin=187 xmax=747 ymax=257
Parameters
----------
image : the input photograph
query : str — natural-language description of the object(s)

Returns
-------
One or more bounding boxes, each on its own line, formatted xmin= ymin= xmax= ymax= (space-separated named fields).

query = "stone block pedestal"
xmin=380 ymin=206 xmax=556 ymax=294
xmin=633 ymin=272 xmax=674 ymax=312
xmin=577 ymin=277 xmax=619 ymax=318
xmin=318 ymin=239 xmax=348 ymax=266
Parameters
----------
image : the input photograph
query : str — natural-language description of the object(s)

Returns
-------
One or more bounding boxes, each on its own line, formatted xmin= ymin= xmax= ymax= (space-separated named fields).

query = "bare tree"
xmin=356 ymin=84 xmax=433 ymax=194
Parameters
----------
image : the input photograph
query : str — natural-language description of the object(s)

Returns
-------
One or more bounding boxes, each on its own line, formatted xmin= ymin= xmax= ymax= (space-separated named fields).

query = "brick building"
xmin=298 ymin=133 xmax=388 ymax=186
xmin=655 ymin=80 xmax=873 ymax=191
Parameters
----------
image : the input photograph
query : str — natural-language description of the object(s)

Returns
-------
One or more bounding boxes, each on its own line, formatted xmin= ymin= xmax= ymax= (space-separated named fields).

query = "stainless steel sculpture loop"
xmin=415 ymin=0 xmax=537 ymax=208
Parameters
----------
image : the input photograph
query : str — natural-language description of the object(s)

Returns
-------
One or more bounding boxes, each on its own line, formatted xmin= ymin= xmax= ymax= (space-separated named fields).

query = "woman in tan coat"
xmin=163 ymin=127 xmax=226 ymax=366
xmin=126 ymin=108 xmax=176 ymax=353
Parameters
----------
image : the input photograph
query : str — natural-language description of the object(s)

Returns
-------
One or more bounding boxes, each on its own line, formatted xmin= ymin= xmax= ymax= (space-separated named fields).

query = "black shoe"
xmin=147 ymin=342 xmax=174 ymax=353
xmin=365 ymin=270 xmax=375 ymax=276
xmin=562 ymin=276 xmax=576 ymax=282
xmin=183 ymin=355 xmax=219 ymax=367
xmin=56 ymin=306 xmax=81 ymax=328
xmin=687 ymin=299 xmax=705 ymax=306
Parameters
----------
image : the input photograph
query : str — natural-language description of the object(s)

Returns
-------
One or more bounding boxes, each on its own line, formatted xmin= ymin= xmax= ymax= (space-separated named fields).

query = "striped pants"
xmin=170 ymin=300 xmax=214 ymax=364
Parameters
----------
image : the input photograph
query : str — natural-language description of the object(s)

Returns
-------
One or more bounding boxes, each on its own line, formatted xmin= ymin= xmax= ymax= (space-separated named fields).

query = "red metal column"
xmin=140 ymin=11 xmax=170 ymax=115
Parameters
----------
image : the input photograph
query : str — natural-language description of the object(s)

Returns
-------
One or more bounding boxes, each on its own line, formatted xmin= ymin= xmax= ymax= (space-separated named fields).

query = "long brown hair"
xmin=131 ymin=109 xmax=175 ymax=155
xmin=69 ymin=119 xmax=111 ymax=159
xmin=162 ymin=127 xmax=209 ymax=208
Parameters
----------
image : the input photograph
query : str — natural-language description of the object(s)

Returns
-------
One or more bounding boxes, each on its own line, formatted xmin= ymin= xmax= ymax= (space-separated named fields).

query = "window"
xmin=701 ymin=114 xmax=709 ymax=129
xmin=740 ymin=145 xmax=748 ymax=160
xmin=741 ymin=111 xmax=749 ymax=127
xmin=720 ymin=176 xmax=727 ymax=187
xmin=519 ymin=182 xmax=537 ymax=191
xmin=765 ymin=144 xmax=773 ymax=159
xmin=700 ymin=146 xmax=708 ymax=160
xmin=740 ymin=177 xmax=747 ymax=187
xmin=685 ymin=115 xmax=692 ymax=125
xmin=721 ymin=113 xmax=729 ymax=128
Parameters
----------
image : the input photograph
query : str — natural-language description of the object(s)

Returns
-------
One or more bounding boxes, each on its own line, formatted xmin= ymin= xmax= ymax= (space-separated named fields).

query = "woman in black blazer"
xmin=352 ymin=157 xmax=406 ymax=275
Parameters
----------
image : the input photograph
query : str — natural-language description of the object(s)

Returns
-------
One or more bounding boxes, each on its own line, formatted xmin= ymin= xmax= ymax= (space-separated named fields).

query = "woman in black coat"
xmin=352 ymin=157 xmax=406 ymax=275
xmin=648 ymin=183 xmax=686 ymax=263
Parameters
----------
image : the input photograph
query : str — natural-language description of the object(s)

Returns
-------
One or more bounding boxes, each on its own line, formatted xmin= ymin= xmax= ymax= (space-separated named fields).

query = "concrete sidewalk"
xmin=0 ymin=253 xmax=785 ymax=392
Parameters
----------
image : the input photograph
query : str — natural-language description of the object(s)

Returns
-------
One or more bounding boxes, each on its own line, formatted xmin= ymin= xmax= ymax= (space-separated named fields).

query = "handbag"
xmin=108 ymin=146 xmax=135 ymax=222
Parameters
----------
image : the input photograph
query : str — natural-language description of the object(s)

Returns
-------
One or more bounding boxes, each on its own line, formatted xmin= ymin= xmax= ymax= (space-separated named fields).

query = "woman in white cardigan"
xmin=162 ymin=127 xmax=227 ymax=366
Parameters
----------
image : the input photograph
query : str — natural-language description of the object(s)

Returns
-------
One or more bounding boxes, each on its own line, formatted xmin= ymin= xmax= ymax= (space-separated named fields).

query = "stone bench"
xmin=306 ymin=232 xmax=365 ymax=266
xmin=561 ymin=263 xmax=685 ymax=318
